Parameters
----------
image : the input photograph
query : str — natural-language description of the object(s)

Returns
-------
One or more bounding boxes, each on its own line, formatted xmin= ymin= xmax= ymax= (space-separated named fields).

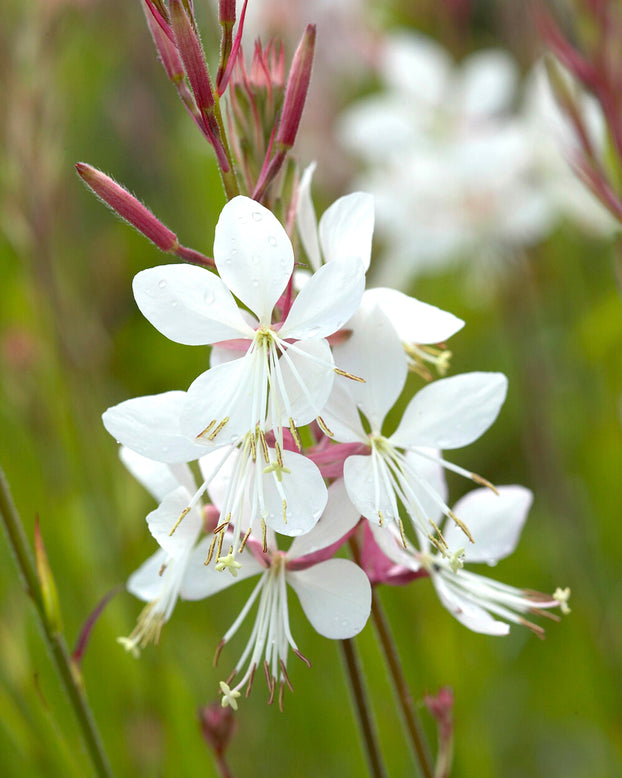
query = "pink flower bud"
xmin=75 ymin=163 xmax=177 ymax=251
xmin=198 ymin=702 xmax=237 ymax=758
xmin=276 ymin=24 xmax=316 ymax=149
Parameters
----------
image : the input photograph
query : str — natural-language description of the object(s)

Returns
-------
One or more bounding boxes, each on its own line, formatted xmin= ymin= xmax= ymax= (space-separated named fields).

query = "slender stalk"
xmin=339 ymin=637 xmax=388 ymax=778
xmin=349 ymin=536 xmax=433 ymax=778
xmin=0 ymin=468 xmax=114 ymax=778
xmin=370 ymin=591 xmax=434 ymax=778
xmin=212 ymin=93 xmax=240 ymax=200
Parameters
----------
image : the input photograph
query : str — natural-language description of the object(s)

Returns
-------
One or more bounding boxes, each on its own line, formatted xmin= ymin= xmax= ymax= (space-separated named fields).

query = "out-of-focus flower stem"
xmin=0 ymin=468 xmax=114 ymax=778
xmin=212 ymin=93 xmax=240 ymax=201
xmin=350 ymin=536 xmax=434 ymax=778
xmin=339 ymin=637 xmax=388 ymax=778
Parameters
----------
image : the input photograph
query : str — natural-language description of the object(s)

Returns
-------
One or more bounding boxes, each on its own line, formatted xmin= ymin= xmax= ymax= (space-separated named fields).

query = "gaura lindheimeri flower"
xmin=131 ymin=194 xmax=366 ymax=448
xmin=115 ymin=447 xmax=208 ymax=655
xmin=366 ymin=481 xmax=565 ymax=636
xmin=180 ymin=480 xmax=370 ymax=710
xmin=322 ymin=305 xmax=507 ymax=545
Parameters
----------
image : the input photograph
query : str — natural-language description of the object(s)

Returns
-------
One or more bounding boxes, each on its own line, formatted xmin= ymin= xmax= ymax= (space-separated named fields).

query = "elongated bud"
xmin=142 ymin=0 xmax=184 ymax=82
xmin=34 ymin=518 xmax=63 ymax=635
xmin=76 ymin=163 xmax=215 ymax=266
xmin=276 ymin=25 xmax=315 ymax=149
xmin=198 ymin=701 xmax=237 ymax=758
xmin=76 ymin=163 xmax=178 ymax=250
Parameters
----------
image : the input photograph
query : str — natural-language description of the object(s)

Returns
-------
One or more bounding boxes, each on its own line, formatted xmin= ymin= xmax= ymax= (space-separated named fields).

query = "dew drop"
xmin=251 ymin=254 xmax=260 ymax=265
xmin=252 ymin=211 xmax=263 ymax=222
xmin=170 ymin=300 xmax=178 ymax=308
xmin=237 ymin=214 xmax=248 ymax=224
xmin=204 ymin=291 xmax=215 ymax=305
xmin=268 ymin=235 xmax=277 ymax=246
xmin=252 ymin=279 xmax=259 ymax=287
xmin=307 ymin=325 xmax=321 ymax=337
xmin=158 ymin=279 xmax=167 ymax=289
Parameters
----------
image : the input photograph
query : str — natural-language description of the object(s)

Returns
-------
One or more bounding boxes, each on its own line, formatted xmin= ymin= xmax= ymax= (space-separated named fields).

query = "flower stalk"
xmin=0 ymin=468 xmax=114 ymax=778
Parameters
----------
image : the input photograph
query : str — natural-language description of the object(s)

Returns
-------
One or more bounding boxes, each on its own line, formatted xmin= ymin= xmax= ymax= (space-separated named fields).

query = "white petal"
xmin=344 ymin=454 xmax=399 ymax=526
xmin=180 ymin=537 xmax=264 ymax=600
xmin=362 ymin=288 xmax=464 ymax=344
xmin=213 ymin=196 xmax=293 ymax=323
xmin=334 ymin=305 xmax=407 ymax=432
xmin=403 ymin=449 xmax=447 ymax=535
xmin=296 ymin=162 xmax=322 ymax=271
xmin=274 ymin=339 xmax=335 ymax=426
xmin=318 ymin=193 xmax=375 ymax=271
xmin=456 ymin=49 xmax=518 ymax=118
xmin=288 ymin=479 xmax=361 ymax=559
xmin=390 ymin=372 xmax=508 ymax=450
xmin=320 ymin=380 xmax=367 ymax=444
xmin=127 ymin=548 xmax=169 ymax=602
xmin=381 ymin=32 xmax=451 ymax=105
xmin=120 ymin=447 xmax=196 ymax=502
xmin=146 ymin=487 xmax=202 ymax=558
xmin=288 ymin=558 xmax=371 ymax=638
xmin=181 ymin=358 xmax=255 ymax=445
xmin=432 ymin=575 xmax=510 ymax=635
xmin=445 ymin=486 xmax=532 ymax=564
xmin=103 ymin=392 xmax=206 ymax=463
xmin=132 ymin=265 xmax=252 ymax=345
xmin=280 ymin=256 xmax=366 ymax=341
xmin=262 ymin=450 xmax=327 ymax=537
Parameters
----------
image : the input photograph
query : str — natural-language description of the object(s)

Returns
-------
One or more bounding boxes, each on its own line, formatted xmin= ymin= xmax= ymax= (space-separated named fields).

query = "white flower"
xmin=322 ymin=305 xmax=507 ymax=543
xmin=369 ymin=483 xmax=563 ymax=636
xmin=131 ymin=195 xmax=365 ymax=448
xmin=181 ymin=480 xmax=371 ymax=708
xmin=116 ymin=448 xmax=205 ymax=655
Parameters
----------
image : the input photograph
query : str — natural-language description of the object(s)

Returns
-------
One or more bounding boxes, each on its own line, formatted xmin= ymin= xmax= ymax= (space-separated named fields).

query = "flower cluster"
xmin=104 ymin=191 xmax=566 ymax=709
xmin=338 ymin=31 xmax=616 ymax=288
xmin=81 ymin=1 xmax=568 ymax=714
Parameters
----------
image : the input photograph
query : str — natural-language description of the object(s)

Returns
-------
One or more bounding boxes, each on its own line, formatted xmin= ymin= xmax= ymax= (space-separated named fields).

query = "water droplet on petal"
xmin=252 ymin=211 xmax=263 ymax=222
xmin=237 ymin=214 xmax=248 ymax=224
xmin=251 ymin=254 xmax=260 ymax=265
xmin=204 ymin=291 xmax=215 ymax=305
xmin=158 ymin=279 xmax=167 ymax=289
xmin=252 ymin=279 xmax=259 ymax=287
xmin=268 ymin=235 xmax=277 ymax=246
xmin=170 ymin=300 xmax=178 ymax=308
xmin=307 ymin=325 xmax=321 ymax=337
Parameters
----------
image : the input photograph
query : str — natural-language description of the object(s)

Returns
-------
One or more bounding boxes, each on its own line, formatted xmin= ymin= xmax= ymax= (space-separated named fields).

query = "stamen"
xmin=334 ymin=367 xmax=365 ymax=382
xmin=518 ymin=617 xmax=546 ymax=639
xmin=378 ymin=510 xmax=384 ymax=526
xmin=293 ymin=648 xmax=312 ymax=667
xmin=169 ymin=506 xmax=191 ymax=536
xmin=397 ymin=518 xmax=407 ymax=549
xmin=471 ymin=472 xmax=499 ymax=495
xmin=258 ymin=428 xmax=270 ymax=463
xmin=317 ymin=416 xmax=333 ymax=437
xmin=158 ymin=563 xmax=167 ymax=577
xmin=213 ymin=639 xmax=226 ymax=666
xmin=448 ymin=509 xmax=474 ymax=543
xmin=282 ymin=498 xmax=287 ymax=524
xmin=213 ymin=512 xmax=232 ymax=534
xmin=249 ymin=430 xmax=257 ymax=461
xmin=278 ymin=681 xmax=285 ymax=712
xmin=279 ymin=659 xmax=294 ymax=692
xmin=289 ymin=418 xmax=302 ymax=451
xmin=196 ymin=419 xmax=216 ymax=439
xmin=238 ymin=527 xmax=252 ymax=553
xmin=428 ymin=518 xmax=449 ymax=551
xmin=205 ymin=535 xmax=218 ymax=566
xmin=261 ymin=518 xmax=268 ymax=552
xmin=428 ymin=533 xmax=447 ymax=555
xmin=246 ymin=664 xmax=257 ymax=697
xmin=208 ymin=416 xmax=230 ymax=441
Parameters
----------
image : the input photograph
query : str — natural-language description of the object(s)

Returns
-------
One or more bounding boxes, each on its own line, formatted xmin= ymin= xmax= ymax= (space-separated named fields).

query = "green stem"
xmin=213 ymin=94 xmax=239 ymax=200
xmin=0 ymin=467 xmax=114 ymax=778
xmin=339 ymin=638 xmax=388 ymax=778
xmin=370 ymin=590 xmax=434 ymax=778
xmin=349 ymin=536 xmax=433 ymax=778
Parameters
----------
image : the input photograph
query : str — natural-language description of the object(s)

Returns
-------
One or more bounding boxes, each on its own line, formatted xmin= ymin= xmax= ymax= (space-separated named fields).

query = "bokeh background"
xmin=1 ymin=0 xmax=621 ymax=776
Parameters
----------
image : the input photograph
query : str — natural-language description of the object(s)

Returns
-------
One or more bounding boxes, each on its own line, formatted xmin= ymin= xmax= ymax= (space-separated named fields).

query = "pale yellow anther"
xmin=334 ymin=367 xmax=365 ymax=383
xmin=317 ymin=416 xmax=334 ymax=437
xmin=219 ymin=681 xmax=241 ymax=711
xmin=289 ymin=418 xmax=302 ymax=451
xmin=553 ymin=587 xmax=572 ymax=615
xmin=377 ymin=510 xmax=384 ymax=527
xmin=282 ymin=498 xmax=287 ymax=524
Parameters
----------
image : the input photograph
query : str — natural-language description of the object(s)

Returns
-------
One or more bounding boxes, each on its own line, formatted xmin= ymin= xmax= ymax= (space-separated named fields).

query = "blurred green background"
xmin=1 ymin=1 xmax=621 ymax=776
